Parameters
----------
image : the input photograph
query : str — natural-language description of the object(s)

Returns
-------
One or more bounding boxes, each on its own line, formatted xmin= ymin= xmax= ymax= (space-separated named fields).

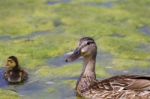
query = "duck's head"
xmin=5 ymin=56 xmax=19 ymax=70
xmin=66 ymin=37 xmax=97 ymax=62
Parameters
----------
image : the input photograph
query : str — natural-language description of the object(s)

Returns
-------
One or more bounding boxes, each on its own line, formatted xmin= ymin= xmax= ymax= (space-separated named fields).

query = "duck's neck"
xmin=6 ymin=66 xmax=21 ymax=74
xmin=82 ymin=56 xmax=96 ymax=79
xmin=76 ymin=54 xmax=96 ymax=92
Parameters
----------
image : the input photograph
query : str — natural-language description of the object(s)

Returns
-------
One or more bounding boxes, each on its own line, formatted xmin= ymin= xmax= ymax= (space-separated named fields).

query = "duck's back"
xmin=78 ymin=75 xmax=150 ymax=99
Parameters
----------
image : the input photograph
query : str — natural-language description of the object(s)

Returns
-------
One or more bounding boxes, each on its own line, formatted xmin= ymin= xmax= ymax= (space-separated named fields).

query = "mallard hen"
xmin=4 ymin=56 xmax=28 ymax=84
xmin=66 ymin=37 xmax=150 ymax=99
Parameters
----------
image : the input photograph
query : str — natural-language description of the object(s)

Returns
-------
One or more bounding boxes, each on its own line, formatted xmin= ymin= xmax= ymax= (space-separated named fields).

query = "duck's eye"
xmin=87 ymin=42 xmax=90 ymax=45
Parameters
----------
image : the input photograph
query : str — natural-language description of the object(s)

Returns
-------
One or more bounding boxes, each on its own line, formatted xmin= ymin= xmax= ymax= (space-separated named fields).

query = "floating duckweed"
xmin=0 ymin=89 xmax=20 ymax=99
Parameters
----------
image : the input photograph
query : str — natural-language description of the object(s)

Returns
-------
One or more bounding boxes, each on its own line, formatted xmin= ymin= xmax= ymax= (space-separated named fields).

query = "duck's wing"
xmin=96 ymin=75 xmax=150 ymax=91
xmin=20 ymin=69 xmax=28 ymax=81
xmin=81 ymin=75 xmax=150 ymax=99
xmin=123 ymin=75 xmax=150 ymax=91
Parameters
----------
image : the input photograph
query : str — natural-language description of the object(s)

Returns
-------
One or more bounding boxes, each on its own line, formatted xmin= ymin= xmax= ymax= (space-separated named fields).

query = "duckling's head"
xmin=66 ymin=37 xmax=97 ymax=62
xmin=6 ymin=56 xmax=19 ymax=70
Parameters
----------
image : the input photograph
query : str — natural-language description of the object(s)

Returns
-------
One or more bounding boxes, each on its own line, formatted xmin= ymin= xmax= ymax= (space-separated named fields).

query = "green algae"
xmin=0 ymin=89 xmax=20 ymax=99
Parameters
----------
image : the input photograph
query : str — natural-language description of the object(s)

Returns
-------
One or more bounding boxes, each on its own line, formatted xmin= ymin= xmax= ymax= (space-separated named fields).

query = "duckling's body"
xmin=4 ymin=69 xmax=28 ymax=83
xmin=4 ymin=56 xmax=28 ymax=84
xmin=66 ymin=37 xmax=150 ymax=99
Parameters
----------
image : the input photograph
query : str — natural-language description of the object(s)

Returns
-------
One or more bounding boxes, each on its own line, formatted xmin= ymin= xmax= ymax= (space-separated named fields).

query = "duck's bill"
xmin=5 ymin=65 xmax=10 ymax=69
xmin=65 ymin=48 xmax=81 ymax=62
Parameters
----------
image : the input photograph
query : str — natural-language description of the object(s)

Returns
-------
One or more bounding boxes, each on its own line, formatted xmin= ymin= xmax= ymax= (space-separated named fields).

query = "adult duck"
xmin=4 ymin=56 xmax=28 ymax=84
xmin=66 ymin=37 xmax=150 ymax=99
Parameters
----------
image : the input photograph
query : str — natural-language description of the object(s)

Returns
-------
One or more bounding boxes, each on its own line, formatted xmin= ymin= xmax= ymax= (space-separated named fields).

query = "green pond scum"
xmin=0 ymin=0 xmax=150 ymax=99
xmin=0 ymin=89 xmax=20 ymax=99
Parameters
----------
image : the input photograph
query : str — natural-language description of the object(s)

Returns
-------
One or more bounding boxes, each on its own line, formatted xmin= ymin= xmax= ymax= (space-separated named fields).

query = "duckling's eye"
xmin=8 ymin=60 xmax=13 ymax=63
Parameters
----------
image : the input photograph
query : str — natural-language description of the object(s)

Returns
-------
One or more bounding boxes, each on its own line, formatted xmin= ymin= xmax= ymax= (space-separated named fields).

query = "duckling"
xmin=4 ymin=56 xmax=28 ymax=84
xmin=66 ymin=37 xmax=150 ymax=99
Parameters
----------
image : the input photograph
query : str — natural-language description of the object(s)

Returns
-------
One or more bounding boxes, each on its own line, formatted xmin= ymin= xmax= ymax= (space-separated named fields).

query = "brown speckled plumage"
xmin=66 ymin=37 xmax=150 ymax=99
xmin=4 ymin=56 xmax=28 ymax=84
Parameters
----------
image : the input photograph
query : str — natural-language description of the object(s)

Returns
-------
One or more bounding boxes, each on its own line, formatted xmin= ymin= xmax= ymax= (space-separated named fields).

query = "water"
xmin=47 ymin=51 xmax=113 ymax=67
xmin=47 ymin=55 xmax=68 ymax=67
xmin=136 ymin=44 xmax=150 ymax=53
xmin=0 ymin=32 xmax=49 ymax=42
xmin=140 ymin=26 xmax=150 ymax=36
xmin=1 ymin=51 xmax=150 ymax=99
xmin=97 ymin=51 xmax=114 ymax=67
xmin=47 ymin=52 xmax=82 ymax=67
xmin=84 ymin=2 xmax=114 ymax=8
xmin=107 ymin=67 xmax=150 ymax=76
xmin=111 ymin=33 xmax=126 ymax=38
xmin=47 ymin=0 xmax=114 ymax=9
xmin=0 ymin=35 xmax=11 ymax=42
xmin=47 ymin=0 xmax=72 ymax=6
xmin=0 ymin=34 xmax=149 ymax=99
xmin=0 ymin=1 xmax=149 ymax=98
xmin=0 ymin=51 xmax=113 ymax=99
xmin=19 ymin=78 xmax=77 ymax=99
xmin=0 ymin=67 xmax=78 ymax=99
xmin=0 ymin=68 xmax=9 ymax=88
